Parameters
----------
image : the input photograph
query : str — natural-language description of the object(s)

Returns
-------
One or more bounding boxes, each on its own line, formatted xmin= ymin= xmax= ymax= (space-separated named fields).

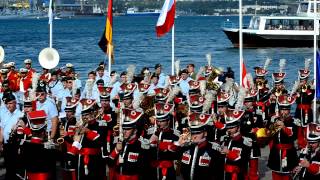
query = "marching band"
xmin=0 ymin=52 xmax=319 ymax=180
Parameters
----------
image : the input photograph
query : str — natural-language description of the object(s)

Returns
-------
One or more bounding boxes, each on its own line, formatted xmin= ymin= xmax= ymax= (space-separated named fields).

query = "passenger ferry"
xmin=125 ymin=7 xmax=160 ymax=17
xmin=222 ymin=0 xmax=320 ymax=47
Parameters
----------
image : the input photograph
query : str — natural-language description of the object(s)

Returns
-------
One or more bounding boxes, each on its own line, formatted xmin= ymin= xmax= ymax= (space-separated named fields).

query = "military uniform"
xmin=149 ymin=102 xmax=179 ymax=180
xmin=179 ymin=112 xmax=223 ymax=180
xmin=267 ymin=95 xmax=299 ymax=180
xmin=222 ymin=109 xmax=252 ymax=180
xmin=108 ymin=108 xmax=147 ymax=180
xmin=67 ymin=99 xmax=106 ymax=180
xmin=294 ymin=123 xmax=320 ymax=179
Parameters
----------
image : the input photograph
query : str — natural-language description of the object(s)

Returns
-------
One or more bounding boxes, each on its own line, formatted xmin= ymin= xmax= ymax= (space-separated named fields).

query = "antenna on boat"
xmin=254 ymin=1 xmax=257 ymax=16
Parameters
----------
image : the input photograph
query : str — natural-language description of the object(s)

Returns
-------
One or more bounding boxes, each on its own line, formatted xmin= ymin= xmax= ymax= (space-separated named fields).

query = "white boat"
xmin=125 ymin=7 xmax=160 ymax=17
xmin=222 ymin=0 xmax=320 ymax=47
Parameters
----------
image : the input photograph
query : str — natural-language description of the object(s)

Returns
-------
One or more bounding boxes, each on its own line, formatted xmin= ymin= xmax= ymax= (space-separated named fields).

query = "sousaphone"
xmin=0 ymin=46 xmax=4 ymax=64
xmin=38 ymin=47 xmax=60 ymax=69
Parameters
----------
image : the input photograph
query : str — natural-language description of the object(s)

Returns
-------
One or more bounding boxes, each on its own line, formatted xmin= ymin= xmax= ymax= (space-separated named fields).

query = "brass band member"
xmin=293 ymin=123 xmax=320 ymax=179
xmin=267 ymin=94 xmax=299 ymax=180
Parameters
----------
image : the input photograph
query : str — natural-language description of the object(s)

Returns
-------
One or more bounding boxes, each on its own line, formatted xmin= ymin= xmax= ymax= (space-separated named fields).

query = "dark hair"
xmin=151 ymin=73 xmax=159 ymax=79
xmin=88 ymin=71 xmax=96 ymax=76
xmin=187 ymin=64 xmax=195 ymax=68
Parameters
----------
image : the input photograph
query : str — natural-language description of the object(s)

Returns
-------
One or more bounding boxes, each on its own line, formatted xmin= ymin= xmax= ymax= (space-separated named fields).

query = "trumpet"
xmin=257 ymin=81 xmax=264 ymax=90
xmin=301 ymin=84 xmax=308 ymax=93
xmin=56 ymin=124 xmax=66 ymax=144
xmin=178 ymin=128 xmax=191 ymax=145
xmin=268 ymin=120 xmax=282 ymax=137
xmin=275 ymin=88 xmax=282 ymax=97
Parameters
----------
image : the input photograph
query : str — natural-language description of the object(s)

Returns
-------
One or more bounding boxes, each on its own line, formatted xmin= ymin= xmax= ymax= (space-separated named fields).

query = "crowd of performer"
xmin=0 ymin=55 xmax=319 ymax=180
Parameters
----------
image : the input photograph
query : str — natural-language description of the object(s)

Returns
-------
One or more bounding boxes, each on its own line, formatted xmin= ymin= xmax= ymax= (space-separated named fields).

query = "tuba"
xmin=38 ymin=47 xmax=60 ymax=69
xmin=207 ymin=66 xmax=222 ymax=91
xmin=0 ymin=46 xmax=4 ymax=64
xmin=301 ymin=84 xmax=308 ymax=93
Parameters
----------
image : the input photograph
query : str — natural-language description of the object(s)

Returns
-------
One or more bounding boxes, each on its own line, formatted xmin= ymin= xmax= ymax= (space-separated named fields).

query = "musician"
xmin=59 ymin=98 xmax=79 ymax=180
xmin=178 ymin=112 xmax=223 ymax=180
xmin=154 ymin=63 xmax=166 ymax=88
xmin=220 ymin=108 xmax=252 ymax=180
xmin=147 ymin=73 xmax=160 ymax=95
xmin=295 ymin=61 xmax=315 ymax=149
xmin=267 ymin=72 xmax=287 ymax=118
xmin=0 ymin=92 xmax=23 ymax=180
xmin=23 ymin=110 xmax=56 ymax=180
xmin=149 ymin=102 xmax=179 ymax=180
xmin=220 ymin=67 xmax=238 ymax=108
xmin=96 ymin=66 xmax=110 ymax=86
xmin=7 ymin=62 xmax=19 ymax=92
xmin=24 ymin=59 xmax=36 ymax=79
xmin=179 ymin=69 xmax=191 ymax=96
xmin=267 ymin=94 xmax=299 ymax=180
xmin=254 ymin=65 xmax=270 ymax=115
xmin=18 ymin=68 xmax=32 ymax=106
xmin=35 ymin=82 xmax=59 ymax=141
xmin=39 ymin=68 xmax=51 ymax=83
xmin=293 ymin=123 xmax=320 ymax=179
xmin=241 ymin=89 xmax=263 ymax=180
xmin=81 ymin=71 xmax=100 ymax=100
xmin=0 ymin=81 xmax=19 ymax=110
xmin=108 ymin=108 xmax=148 ymax=180
xmin=0 ymin=68 xmax=9 ymax=87
xmin=65 ymin=63 xmax=75 ymax=77
xmin=48 ymin=71 xmax=64 ymax=102
xmin=68 ymin=99 xmax=106 ymax=180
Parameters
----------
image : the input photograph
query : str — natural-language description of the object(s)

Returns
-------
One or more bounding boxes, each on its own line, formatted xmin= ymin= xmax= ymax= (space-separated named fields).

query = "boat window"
xmin=300 ymin=3 xmax=309 ymax=13
xmin=310 ymin=3 xmax=320 ymax=12
xmin=265 ymin=19 xmax=314 ymax=30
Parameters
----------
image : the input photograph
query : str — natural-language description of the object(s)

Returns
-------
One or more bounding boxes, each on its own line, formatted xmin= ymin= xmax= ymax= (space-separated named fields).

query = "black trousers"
xmin=3 ymin=143 xmax=20 ymax=180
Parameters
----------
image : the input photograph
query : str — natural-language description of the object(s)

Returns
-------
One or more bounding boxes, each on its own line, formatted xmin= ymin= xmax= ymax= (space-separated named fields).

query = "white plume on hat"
xmin=235 ymin=87 xmax=246 ymax=111
xmin=166 ymin=86 xmax=181 ymax=103
xmin=206 ymin=53 xmax=212 ymax=67
xmin=263 ymin=58 xmax=272 ymax=70
xmin=126 ymin=65 xmax=136 ymax=83
xmin=196 ymin=66 xmax=205 ymax=80
xmin=133 ymin=94 xmax=143 ymax=110
xmin=223 ymin=78 xmax=234 ymax=92
xmin=304 ymin=58 xmax=312 ymax=70
xmin=109 ymin=72 xmax=118 ymax=86
xmin=202 ymin=91 xmax=214 ymax=113
xmin=174 ymin=59 xmax=180 ymax=76
xmin=30 ymin=72 xmax=39 ymax=100
xmin=290 ymin=80 xmax=300 ymax=96
xmin=200 ymin=80 xmax=207 ymax=96
xmin=279 ymin=59 xmax=286 ymax=73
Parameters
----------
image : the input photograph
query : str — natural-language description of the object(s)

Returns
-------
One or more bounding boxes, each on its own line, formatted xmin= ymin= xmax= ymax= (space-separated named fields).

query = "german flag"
xmin=98 ymin=0 xmax=114 ymax=63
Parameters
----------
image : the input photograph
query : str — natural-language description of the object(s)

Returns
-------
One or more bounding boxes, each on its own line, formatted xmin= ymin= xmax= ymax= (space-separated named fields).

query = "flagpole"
xmin=108 ymin=44 xmax=112 ymax=75
xmin=313 ymin=0 xmax=318 ymax=123
xmin=49 ymin=0 xmax=53 ymax=48
xmin=172 ymin=24 xmax=175 ymax=76
xmin=239 ymin=0 xmax=243 ymax=86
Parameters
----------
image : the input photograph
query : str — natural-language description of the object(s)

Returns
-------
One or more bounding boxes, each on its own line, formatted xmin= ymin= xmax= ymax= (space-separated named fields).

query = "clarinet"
xmin=293 ymin=146 xmax=312 ymax=179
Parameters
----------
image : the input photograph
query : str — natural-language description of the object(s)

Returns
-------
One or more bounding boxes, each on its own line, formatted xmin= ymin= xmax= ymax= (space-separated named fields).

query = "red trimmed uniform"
xmin=67 ymin=121 xmax=106 ymax=180
xmin=108 ymin=136 xmax=148 ymax=180
xmin=179 ymin=140 xmax=224 ymax=180
xmin=221 ymin=133 xmax=252 ymax=180
xmin=149 ymin=127 xmax=179 ymax=180
xmin=267 ymin=116 xmax=299 ymax=180
xmin=295 ymin=85 xmax=315 ymax=149
xmin=296 ymin=148 xmax=320 ymax=179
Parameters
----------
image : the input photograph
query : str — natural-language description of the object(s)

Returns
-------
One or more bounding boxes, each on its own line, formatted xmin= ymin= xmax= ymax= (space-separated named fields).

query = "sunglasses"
xmin=36 ymin=92 xmax=46 ymax=96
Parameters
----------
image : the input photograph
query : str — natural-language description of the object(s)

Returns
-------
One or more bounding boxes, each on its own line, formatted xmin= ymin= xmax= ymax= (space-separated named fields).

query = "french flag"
xmin=156 ymin=0 xmax=176 ymax=37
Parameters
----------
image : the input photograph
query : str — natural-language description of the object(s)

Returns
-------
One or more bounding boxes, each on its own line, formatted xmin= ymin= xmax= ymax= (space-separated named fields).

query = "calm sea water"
xmin=0 ymin=16 xmax=315 ymax=87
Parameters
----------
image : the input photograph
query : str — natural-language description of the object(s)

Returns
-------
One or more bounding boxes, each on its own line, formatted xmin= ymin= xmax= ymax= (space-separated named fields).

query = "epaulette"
xmin=139 ymin=136 xmax=150 ymax=150
xmin=293 ymin=118 xmax=301 ymax=126
xmin=210 ymin=141 xmax=222 ymax=151
xmin=174 ymin=129 xmax=181 ymax=136
xmin=243 ymin=136 xmax=253 ymax=147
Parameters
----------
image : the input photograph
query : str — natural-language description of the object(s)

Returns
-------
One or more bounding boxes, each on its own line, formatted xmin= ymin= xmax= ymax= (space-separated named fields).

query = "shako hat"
xmin=188 ymin=80 xmax=201 ymax=95
xmin=188 ymin=112 xmax=211 ymax=134
xmin=154 ymin=88 xmax=170 ymax=102
xmin=154 ymin=102 xmax=174 ymax=121
xmin=65 ymin=97 xmax=79 ymax=112
xmin=24 ymin=59 xmax=32 ymax=64
xmin=299 ymin=59 xmax=311 ymax=80
xmin=217 ymin=90 xmax=230 ymax=107
xmin=277 ymin=94 xmax=296 ymax=110
xmin=169 ymin=75 xmax=181 ymax=86
xmin=36 ymin=81 xmax=47 ymax=93
xmin=244 ymin=89 xmax=258 ymax=102
xmin=120 ymin=83 xmax=136 ymax=100
xmin=225 ymin=109 xmax=245 ymax=129
xmin=272 ymin=72 xmax=286 ymax=84
xmin=188 ymin=94 xmax=205 ymax=113
xmin=138 ymin=83 xmax=151 ymax=94
xmin=80 ymin=99 xmax=96 ymax=115
xmin=98 ymin=86 xmax=113 ymax=100
xmin=27 ymin=110 xmax=47 ymax=130
xmin=307 ymin=123 xmax=320 ymax=142
xmin=122 ymin=108 xmax=143 ymax=129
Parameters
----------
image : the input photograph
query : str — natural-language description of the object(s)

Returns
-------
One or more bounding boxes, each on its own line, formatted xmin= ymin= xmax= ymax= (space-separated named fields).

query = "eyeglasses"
xmin=67 ymin=81 xmax=73 ymax=84
xmin=36 ymin=92 xmax=46 ymax=96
